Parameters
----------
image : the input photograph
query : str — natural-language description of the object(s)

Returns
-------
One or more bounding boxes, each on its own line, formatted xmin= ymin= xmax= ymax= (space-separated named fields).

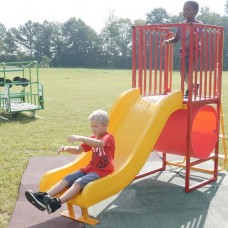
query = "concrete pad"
xmin=8 ymin=155 xmax=84 ymax=228
xmin=9 ymin=154 xmax=228 ymax=228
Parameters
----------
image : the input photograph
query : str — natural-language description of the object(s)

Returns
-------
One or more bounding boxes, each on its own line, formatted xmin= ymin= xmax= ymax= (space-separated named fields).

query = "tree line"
xmin=0 ymin=4 xmax=228 ymax=70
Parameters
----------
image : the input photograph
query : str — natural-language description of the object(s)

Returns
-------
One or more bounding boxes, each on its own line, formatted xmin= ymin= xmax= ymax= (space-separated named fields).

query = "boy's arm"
xmin=68 ymin=135 xmax=105 ymax=148
xmin=57 ymin=145 xmax=84 ymax=155
xmin=162 ymin=36 xmax=179 ymax=46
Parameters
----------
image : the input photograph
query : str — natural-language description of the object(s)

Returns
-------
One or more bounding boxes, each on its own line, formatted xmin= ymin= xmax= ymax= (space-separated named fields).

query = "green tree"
xmin=225 ymin=0 xmax=228 ymax=15
xmin=15 ymin=20 xmax=37 ymax=57
xmin=31 ymin=22 xmax=44 ymax=61
xmin=146 ymin=8 xmax=170 ymax=24
xmin=133 ymin=19 xmax=146 ymax=26
xmin=60 ymin=17 xmax=99 ymax=67
xmin=49 ymin=22 xmax=65 ymax=67
xmin=32 ymin=21 xmax=58 ymax=63
xmin=198 ymin=7 xmax=223 ymax=25
xmin=0 ymin=23 xmax=6 ymax=54
xmin=169 ymin=13 xmax=183 ymax=23
xmin=39 ymin=55 xmax=52 ymax=67
xmin=100 ymin=12 xmax=132 ymax=68
xmin=0 ymin=5 xmax=227 ymax=69
xmin=4 ymin=29 xmax=19 ymax=56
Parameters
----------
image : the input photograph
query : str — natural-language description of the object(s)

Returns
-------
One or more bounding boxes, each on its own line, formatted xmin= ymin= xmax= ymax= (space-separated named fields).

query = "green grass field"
xmin=0 ymin=68 xmax=227 ymax=227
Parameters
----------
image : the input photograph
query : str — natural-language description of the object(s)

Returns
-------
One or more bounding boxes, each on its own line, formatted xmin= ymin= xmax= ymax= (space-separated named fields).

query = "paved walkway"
xmin=9 ymin=154 xmax=228 ymax=228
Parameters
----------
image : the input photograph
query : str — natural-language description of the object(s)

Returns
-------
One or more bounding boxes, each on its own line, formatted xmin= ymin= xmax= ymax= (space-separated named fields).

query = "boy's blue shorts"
xmin=64 ymin=170 xmax=100 ymax=188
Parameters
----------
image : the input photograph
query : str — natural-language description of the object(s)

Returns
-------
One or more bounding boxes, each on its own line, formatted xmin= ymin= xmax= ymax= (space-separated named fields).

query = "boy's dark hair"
xmin=185 ymin=1 xmax=200 ymax=14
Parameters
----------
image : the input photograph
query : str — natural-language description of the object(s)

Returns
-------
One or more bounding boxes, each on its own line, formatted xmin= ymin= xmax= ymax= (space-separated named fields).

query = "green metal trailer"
xmin=0 ymin=61 xmax=44 ymax=117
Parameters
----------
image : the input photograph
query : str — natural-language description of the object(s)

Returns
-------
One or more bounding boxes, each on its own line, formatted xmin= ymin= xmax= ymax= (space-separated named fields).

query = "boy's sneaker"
xmin=25 ymin=190 xmax=47 ymax=211
xmin=43 ymin=195 xmax=62 ymax=214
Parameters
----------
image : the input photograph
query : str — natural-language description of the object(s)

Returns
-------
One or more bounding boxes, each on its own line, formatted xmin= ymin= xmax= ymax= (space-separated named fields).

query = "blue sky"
xmin=0 ymin=0 xmax=226 ymax=32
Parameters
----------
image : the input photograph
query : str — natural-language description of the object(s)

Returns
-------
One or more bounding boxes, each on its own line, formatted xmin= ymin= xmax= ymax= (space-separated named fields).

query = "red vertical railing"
xmin=213 ymin=30 xmax=218 ymax=97
xmin=132 ymin=25 xmax=174 ymax=96
xmin=199 ymin=28 xmax=204 ymax=98
xmin=132 ymin=24 xmax=223 ymax=101
xmin=131 ymin=23 xmax=224 ymax=192
xmin=159 ymin=33 xmax=163 ymax=94
xmin=132 ymin=27 xmax=136 ymax=88
xmin=143 ymin=29 xmax=147 ymax=95
xmin=138 ymin=29 xmax=143 ymax=93
xmin=149 ymin=32 xmax=153 ymax=95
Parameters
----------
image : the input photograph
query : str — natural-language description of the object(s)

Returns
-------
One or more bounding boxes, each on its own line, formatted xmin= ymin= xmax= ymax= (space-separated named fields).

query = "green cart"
xmin=0 ymin=61 xmax=44 ymax=117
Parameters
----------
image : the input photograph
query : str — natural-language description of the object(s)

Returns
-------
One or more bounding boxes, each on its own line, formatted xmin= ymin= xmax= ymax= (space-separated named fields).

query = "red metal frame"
xmin=132 ymin=23 xmax=224 ymax=192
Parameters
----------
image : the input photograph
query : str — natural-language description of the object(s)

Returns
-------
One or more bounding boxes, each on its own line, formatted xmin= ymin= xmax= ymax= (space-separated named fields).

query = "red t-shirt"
xmin=80 ymin=133 xmax=115 ymax=177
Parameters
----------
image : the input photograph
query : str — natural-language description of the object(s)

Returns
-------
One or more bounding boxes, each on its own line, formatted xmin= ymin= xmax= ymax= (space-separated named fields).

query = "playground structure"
xmin=39 ymin=23 xmax=226 ymax=225
xmin=131 ymin=23 xmax=226 ymax=190
xmin=0 ymin=60 xmax=44 ymax=117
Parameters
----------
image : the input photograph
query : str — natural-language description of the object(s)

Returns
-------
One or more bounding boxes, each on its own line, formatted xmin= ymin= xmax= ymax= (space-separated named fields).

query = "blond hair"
xmin=88 ymin=109 xmax=109 ymax=125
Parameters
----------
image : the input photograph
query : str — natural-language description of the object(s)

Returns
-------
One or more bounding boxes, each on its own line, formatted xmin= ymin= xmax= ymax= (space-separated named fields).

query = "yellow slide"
xmin=40 ymin=88 xmax=183 ymax=224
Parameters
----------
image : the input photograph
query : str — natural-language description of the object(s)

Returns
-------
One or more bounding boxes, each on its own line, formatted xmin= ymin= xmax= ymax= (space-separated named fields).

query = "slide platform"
xmin=40 ymin=88 xmax=183 ymax=209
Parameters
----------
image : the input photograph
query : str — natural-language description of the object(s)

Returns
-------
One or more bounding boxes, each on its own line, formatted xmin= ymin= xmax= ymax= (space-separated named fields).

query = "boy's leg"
xmin=43 ymin=171 xmax=86 ymax=214
xmin=43 ymin=172 xmax=100 ymax=214
xmin=43 ymin=181 xmax=82 ymax=214
xmin=47 ymin=179 xmax=69 ymax=197
xmin=47 ymin=170 xmax=86 ymax=197
xmin=59 ymin=182 xmax=82 ymax=204
xmin=59 ymin=172 xmax=100 ymax=204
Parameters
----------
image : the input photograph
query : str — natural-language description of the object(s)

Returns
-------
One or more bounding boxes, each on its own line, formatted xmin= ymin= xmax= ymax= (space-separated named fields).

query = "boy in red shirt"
xmin=25 ymin=109 xmax=115 ymax=214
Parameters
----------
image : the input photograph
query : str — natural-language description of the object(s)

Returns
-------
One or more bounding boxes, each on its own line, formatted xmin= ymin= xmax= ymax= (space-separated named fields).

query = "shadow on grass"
xmin=0 ymin=111 xmax=40 ymax=123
